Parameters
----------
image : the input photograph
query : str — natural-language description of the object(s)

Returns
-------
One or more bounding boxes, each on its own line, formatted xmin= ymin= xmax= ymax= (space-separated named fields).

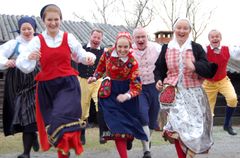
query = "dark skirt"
xmin=99 ymin=79 xmax=147 ymax=141
xmin=37 ymin=75 xmax=85 ymax=146
xmin=3 ymin=67 xmax=39 ymax=136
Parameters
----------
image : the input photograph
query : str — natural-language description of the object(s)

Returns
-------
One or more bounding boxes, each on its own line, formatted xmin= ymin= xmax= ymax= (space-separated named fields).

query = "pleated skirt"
xmin=3 ymin=67 xmax=39 ymax=136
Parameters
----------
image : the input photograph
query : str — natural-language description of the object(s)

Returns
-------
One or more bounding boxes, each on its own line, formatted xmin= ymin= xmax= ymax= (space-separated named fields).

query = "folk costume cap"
xmin=40 ymin=4 xmax=62 ymax=20
xmin=17 ymin=16 xmax=37 ymax=34
xmin=115 ymin=32 xmax=133 ymax=48
xmin=173 ymin=17 xmax=192 ymax=30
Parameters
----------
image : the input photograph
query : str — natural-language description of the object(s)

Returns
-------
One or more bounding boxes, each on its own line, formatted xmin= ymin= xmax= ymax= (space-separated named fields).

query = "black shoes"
xmin=142 ymin=151 xmax=151 ymax=158
xmin=224 ymin=126 xmax=237 ymax=135
xmin=99 ymin=136 xmax=107 ymax=144
xmin=81 ymin=131 xmax=107 ymax=145
xmin=127 ymin=141 xmax=132 ymax=150
xmin=17 ymin=154 xmax=30 ymax=158
xmin=81 ymin=134 xmax=86 ymax=145
xmin=32 ymin=137 xmax=39 ymax=152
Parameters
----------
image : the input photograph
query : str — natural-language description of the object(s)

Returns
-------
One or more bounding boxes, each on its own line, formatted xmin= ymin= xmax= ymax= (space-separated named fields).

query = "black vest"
xmin=77 ymin=44 xmax=104 ymax=78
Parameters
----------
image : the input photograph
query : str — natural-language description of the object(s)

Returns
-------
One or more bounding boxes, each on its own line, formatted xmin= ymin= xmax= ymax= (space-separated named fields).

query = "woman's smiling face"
xmin=20 ymin=23 xmax=35 ymax=41
xmin=116 ymin=37 xmax=130 ymax=58
xmin=174 ymin=19 xmax=191 ymax=46
xmin=44 ymin=11 xmax=61 ymax=37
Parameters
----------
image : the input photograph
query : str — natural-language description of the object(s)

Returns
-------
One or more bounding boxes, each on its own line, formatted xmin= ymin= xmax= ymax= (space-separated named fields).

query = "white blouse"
xmin=16 ymin=30 xmax=96 ymax=73
xmin=111 ymin=50 xmax=129 ymax=63
xmin=0 ymin=36 xmax=29 ymax=70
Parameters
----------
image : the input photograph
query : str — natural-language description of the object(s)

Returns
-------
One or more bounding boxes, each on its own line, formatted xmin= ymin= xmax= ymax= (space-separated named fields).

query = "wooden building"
xmin=154 ymin=31 xmax=173 ymax=44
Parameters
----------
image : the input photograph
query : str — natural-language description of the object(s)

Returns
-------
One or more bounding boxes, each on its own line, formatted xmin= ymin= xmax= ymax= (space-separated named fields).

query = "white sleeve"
xmin=16 ymin=37 xmax=40 ymax=73
xmin=156 ymin=43 xmax=162 ymax=55
xmin=0 ymin=40 xmax=17 ymax=70
xmin=229 ymin=45 xmax=240 ymax=61
xmin=203 ymin=46 xmax=207 ymax=53
xmin=67 ymin=33 xmax=96 ymax=64
xmin=152 ymin=42 xmax=162 ymax=56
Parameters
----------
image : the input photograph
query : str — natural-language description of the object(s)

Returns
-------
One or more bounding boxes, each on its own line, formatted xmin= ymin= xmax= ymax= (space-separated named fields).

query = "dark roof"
xmin=154 ymin=30 xmax=173 ymax=35
xmin=0 ymin=14 xmax=134 ymax=47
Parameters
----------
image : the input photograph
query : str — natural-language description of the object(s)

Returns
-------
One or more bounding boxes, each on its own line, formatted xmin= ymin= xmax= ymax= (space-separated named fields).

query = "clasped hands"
xmin=28 ymin=51 xmax=41 ymax=61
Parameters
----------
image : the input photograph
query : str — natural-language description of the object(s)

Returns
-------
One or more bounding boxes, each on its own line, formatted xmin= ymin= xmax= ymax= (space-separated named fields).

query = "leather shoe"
xmin=17 ymin=154 xmax=29 ymax=158
xmin=99 ymin=137 xmax=107 ymax=144
xmin=224 ymin=126 xmax=237 ymax=135
xmin=127 ymin=140 xmax=132 ymax=150
xmin=32 ymin=137 xmax=39 ymax=152
xmin=81 ymin=134 xmax=86 ymax=145
xmin=142 ymin=151 xmax=151 ymax=158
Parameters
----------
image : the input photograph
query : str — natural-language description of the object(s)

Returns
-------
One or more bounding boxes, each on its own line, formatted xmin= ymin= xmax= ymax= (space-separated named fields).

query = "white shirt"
xmin=228 ymin=45 xmax=240 ymax=73
xmin=0 ymin=36 xmax=29 ymax=70
xmin=16 ymin=30 xmax=96 ymax=73
xmin=229 ymin=45 xmax=240 ymax=60
xmin=111 ymin=49 xmax=129 ymax=63
xmin=86 ymin=43 xmax=101 ymax=50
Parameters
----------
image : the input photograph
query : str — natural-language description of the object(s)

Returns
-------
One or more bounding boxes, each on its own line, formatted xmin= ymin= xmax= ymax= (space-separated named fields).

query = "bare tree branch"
xmin=157 ymin=0 xmax=182 ymax=30
xmin=121 ymin=0 xmax=154 ymax=28
xmin=185 ymin=0 xmax=215 ymax=41
xmin=158 ymin=0 xmax=215 ymax=41
xmin=81 ymin=0 xmax=118 ymax=24
xmin=72 ymin=12 xmax=87 ymax=22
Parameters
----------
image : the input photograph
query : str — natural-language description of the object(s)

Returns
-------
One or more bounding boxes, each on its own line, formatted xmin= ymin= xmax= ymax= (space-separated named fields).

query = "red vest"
xmin=206 ymin=45 xmax=229 ymax=81
xmin=35 ymin=32 xmax=78 ymax=81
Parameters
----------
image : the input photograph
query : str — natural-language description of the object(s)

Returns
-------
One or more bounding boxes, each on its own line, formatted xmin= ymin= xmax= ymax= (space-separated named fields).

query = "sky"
xmin=0 ymin=0 xmax=240 ymax=46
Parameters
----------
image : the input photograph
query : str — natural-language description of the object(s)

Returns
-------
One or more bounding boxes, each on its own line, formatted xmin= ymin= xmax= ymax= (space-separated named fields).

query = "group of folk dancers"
xmin=0 ymin=4 xmax=239 ymax=158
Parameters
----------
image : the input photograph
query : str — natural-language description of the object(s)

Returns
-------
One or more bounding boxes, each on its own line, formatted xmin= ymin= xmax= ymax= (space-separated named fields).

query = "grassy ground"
xmin=0 ymin=127 xmax=167 ymax=154
xmin=1 ymin=126 xmax=240 ymax=158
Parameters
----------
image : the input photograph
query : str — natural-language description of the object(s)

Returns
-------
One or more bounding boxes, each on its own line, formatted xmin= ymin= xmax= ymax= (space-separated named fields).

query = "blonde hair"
xmin=40 ymin=4 xmax=62 ymax=21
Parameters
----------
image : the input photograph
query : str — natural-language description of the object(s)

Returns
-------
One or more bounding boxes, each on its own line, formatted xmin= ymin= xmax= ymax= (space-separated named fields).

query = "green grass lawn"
xmin=0 ymin=127 xmax=167 ymax=154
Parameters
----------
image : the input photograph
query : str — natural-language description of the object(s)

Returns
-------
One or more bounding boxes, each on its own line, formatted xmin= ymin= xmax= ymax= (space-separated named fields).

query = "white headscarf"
xmin=168 ymin=17 xmax=192 ymax=52
xmin=173 ymin=17 xmax=192 ymax=30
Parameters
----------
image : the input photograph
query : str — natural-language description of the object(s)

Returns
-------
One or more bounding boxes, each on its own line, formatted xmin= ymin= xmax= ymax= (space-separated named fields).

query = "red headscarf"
xmin=115 ymin=32 xmax=132 ymax=48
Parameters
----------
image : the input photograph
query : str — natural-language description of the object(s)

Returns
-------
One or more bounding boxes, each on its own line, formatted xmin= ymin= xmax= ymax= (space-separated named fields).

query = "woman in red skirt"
xmin=16 ymin=4 xmax=96 ymax=158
